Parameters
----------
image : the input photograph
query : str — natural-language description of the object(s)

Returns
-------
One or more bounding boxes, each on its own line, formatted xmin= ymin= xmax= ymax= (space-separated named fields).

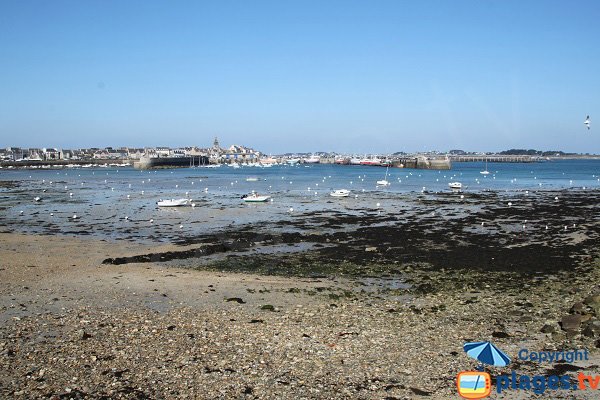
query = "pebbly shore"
xmin=1 ymin=188 xmax=600 ymax=399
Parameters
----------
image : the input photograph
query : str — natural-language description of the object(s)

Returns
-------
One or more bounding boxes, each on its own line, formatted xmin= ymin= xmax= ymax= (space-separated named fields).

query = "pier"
xmin=448 ymin=155 xmax=537 ymax=163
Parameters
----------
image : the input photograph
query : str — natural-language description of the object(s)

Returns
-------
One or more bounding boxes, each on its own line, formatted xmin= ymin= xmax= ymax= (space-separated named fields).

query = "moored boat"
xmin=330 ymin=189 xmax=350 ymax=197
xmin=242 ymin=192 xmax=271 ymax=202
xmin=157 ymin=198 xmax=190 ymax=207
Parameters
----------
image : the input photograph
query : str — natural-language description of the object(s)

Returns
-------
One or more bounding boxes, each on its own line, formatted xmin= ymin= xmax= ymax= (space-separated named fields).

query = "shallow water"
xmin=1 ymin=160 xmax=598 ymax=243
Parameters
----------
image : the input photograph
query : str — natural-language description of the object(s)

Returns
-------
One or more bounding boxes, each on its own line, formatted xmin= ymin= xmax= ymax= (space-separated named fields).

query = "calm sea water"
xmin=1 ymin=159 xmax=599 ymax=242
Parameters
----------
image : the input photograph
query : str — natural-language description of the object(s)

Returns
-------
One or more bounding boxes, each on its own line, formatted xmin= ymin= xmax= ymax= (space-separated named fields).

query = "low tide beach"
xmin=1 ymin=162 xmax=600 ymax=398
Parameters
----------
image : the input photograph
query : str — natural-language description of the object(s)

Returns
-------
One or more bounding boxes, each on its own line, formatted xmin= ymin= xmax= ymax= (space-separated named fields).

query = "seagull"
xmin=584 ymin=115 xmax=590 ymax=130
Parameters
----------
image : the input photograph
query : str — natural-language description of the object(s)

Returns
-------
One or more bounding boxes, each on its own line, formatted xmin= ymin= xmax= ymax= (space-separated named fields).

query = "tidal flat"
xmin=1 ymin=187 xmax=600 ymax=399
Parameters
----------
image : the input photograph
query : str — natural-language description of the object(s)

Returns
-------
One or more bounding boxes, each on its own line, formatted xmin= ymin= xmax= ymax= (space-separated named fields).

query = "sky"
xmin=0 ymin=0 xmax=599 ymax=154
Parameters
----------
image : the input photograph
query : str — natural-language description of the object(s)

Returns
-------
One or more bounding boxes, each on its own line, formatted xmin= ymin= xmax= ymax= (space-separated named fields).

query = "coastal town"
xmin=1 ymin=137 xmax=590 ymax=171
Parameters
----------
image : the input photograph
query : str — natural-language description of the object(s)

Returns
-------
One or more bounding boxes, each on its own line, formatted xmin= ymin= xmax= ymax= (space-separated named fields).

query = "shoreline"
xmin=1 ymin=212 xmax=600 ymax=399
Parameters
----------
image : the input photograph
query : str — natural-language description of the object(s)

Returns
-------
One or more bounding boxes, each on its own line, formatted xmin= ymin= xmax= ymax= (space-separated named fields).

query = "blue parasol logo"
xmin=464 ymin=341 xmax=511 ymax=367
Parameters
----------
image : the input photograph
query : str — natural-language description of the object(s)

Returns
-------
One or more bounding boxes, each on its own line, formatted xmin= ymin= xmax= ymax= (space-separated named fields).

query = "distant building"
xmin=42 ymin=148 xmax=61 ymax=160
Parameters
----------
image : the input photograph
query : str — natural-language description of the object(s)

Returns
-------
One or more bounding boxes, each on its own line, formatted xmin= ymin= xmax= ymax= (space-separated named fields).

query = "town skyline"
xmin=1 ymin=1 xmax=598 ymax=154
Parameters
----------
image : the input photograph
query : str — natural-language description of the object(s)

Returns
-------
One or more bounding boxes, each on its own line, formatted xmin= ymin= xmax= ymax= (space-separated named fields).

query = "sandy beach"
xmin=1 ymin=186 xmax=600 ymax=399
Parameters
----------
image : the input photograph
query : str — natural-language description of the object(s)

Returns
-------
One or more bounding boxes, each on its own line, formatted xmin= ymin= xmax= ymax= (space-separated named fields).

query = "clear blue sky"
xmin=0 ymin=0 xmax=599 ymax=154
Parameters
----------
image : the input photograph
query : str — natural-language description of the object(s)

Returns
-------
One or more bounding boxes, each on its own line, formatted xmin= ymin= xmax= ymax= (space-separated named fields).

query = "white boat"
xmin=480 ymin=159 xmax=490 ymax=175
xmin=157 ymin=198 xmax=189 ymax=207
xmin=376 ymin=166 xmax=391 ymax=186
xmin=448 ymin=182 xmax=462 ymax=190
xmin=330 ymin=189 xmax=350 ymax=197
xmin=304 ymin=155 xmax=320 ymax=164
xmin=242 ymin=192 xmax=271 ymax=202
xmin=246 ymin=177 xmax=259 ymax=182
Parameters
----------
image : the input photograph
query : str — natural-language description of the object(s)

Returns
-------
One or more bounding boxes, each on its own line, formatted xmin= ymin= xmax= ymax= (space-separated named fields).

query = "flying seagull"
xmin=584 ymin=115 xmax=590 ymax=130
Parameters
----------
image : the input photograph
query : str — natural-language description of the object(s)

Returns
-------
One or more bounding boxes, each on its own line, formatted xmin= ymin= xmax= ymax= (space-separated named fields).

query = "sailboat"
xmin=480 ymin=158 xmax=490 ymax=175
xmin=377 ymin=165 xmax=391 ymax=186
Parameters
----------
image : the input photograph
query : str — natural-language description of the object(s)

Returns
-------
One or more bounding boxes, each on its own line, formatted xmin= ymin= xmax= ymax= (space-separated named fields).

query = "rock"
xmin=225 ymin=297 xmax=246 ymax=304
xmin=582 ymin=321 xmax=600 ymax=338
xmin=492 ymin=331 xmax=510 ymax=338
xmin=560 ymin=315 xmax=583 ymax=332
xmin=77 ymin=329 xmax=92 ymax=340
xmin=540 ymin=322 xmax=558 ymax=334
xmin=570 ymin=302 xmax=585 ymax=314
xmin=260 ymin=304 xmax=275 ymax=311
xmin=583 ymin=295 xmax=600 ymax=306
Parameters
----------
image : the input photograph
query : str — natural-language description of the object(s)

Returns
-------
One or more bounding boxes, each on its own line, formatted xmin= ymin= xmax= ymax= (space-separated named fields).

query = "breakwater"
xmin=133 ymin=156 xmax=210 ymax=169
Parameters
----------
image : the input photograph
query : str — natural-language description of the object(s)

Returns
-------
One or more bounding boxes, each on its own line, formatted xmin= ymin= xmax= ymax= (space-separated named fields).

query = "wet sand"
xmin=1 ymin=188 xmax=600 ymax=399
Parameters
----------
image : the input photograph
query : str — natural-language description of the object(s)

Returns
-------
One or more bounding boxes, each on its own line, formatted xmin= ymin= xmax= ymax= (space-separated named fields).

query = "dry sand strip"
xmin=1 ymin=232 xmax=600 ymax=399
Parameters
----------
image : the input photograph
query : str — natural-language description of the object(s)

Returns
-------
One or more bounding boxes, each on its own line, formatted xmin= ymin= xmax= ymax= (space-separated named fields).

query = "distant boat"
xmin=242 ymin=192 xmax=271 ymax=202
xmin=480 ymin=159 xmax=490 ymax=175
xmin=376 ymin=165 xmax=391 ymax=186
xmin=157 ymin=198 xmax=189 ymax=207
xmin=334 ymin=157 xmax=349 ymax=165
xmin=304 ymin=155 xmax=320 ymax=163
xmin=330 ymin=189 xmax=350 ymax=197
xmin=246 ymin=177 xmax=259 ymax=182
xmin=449 ymin=182 xmax=462 ymax=190
xmin=349 ymin=158 xmax=362 ymax=165
xmin=360 ymin=158 xmax=382 ymax=166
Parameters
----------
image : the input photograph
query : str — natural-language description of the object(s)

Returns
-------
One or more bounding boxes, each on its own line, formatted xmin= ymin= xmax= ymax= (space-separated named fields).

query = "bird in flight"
xmin=584 ymin=115 xmax=590 ymax=130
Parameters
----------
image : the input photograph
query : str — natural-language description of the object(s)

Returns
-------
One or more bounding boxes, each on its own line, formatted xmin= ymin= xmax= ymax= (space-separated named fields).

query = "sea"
xmin=1 ymin=159 xmax=599 ymax=243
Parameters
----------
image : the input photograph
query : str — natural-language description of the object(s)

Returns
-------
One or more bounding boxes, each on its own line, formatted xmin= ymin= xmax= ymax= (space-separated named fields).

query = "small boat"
xmin=330 ymin=189 xmax=350 ymax=197
xmin=448 ymin=182 xmax=462 ymax=190
xmin=480 ymin=159 xmax=490 ymax=175
xmin=34 ymin=196 xmax=42 ymax=202
xmin=376 ymin=165 xmax=391 ymax=186
xmin=304 ymin=155 xmax=321 ymax=164
xmin=157 ymin=198 xmax=189 ymax=207
xmin=242 ymin=192 xmax=271 ymax=202
xmin=246 ymin=177 xmax=259 ymax=182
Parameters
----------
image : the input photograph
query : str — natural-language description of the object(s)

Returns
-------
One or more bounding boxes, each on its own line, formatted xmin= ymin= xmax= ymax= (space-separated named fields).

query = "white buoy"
xmin=72 ymin=214 xmax=78 ymax=219
xmin=179 ymin=225 xmax=183 ymax=229
xmin=127 ymin=194 xmax=130 ymax=199
xmin=19 ymin=210 xmax=24 ymax=215
xmin=508 ymin=202 xmax=512 ymax=207
xmin=376 ymin=202 xmax=381 ymax=208
xmin=289 ymin=207 xmax=294 ymax=213
xmin=125 ymin=216 xmax=129 ymax=220
xmin=69 ymin=192 xmax=73 ymax=197
xmin=34 ymin=196 xmax=41 ymax=202
xmin=191 ymin=203 xmax=196 ymax=207
xmin=50 ymin=213 xmax=54 ymax=216
xmin=150 ymin=219 xmax=154 ymax=223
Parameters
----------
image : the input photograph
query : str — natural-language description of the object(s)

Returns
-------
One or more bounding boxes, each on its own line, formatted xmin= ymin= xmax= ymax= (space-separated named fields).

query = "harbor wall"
xmin=133 ymin=156 xmax=210 ymax=169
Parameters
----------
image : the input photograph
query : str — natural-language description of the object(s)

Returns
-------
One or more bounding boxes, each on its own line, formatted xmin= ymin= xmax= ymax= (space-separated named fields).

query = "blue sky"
xmin=0 ymin=0 xmax=598 ymax=154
